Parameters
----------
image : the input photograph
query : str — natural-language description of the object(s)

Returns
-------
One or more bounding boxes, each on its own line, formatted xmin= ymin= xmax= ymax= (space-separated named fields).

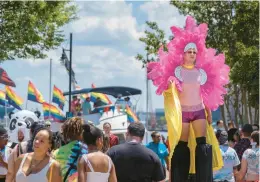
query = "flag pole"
xmin=25 ymin=81 xmax=28 ymax=110
xmin=4 ymin=99 xmax=7 ymax=128
xmin=49 ymin=58 xmax=52 ymax=120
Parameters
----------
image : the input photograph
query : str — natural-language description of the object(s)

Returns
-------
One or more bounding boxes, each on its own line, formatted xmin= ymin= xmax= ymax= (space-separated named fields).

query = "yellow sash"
xmin=163 ymin=83 xmax=223 ymax=173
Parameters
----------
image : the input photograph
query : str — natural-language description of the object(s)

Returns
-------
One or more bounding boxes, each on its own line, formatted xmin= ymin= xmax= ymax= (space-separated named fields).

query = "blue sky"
xmin=2 ymin=1 xmax=186 ymax=113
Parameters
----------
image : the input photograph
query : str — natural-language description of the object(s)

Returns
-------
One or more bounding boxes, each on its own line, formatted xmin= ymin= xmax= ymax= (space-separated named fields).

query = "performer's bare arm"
xmin=233 ymin=165 xmax=239 ymax=181
xmin=235 ymin=158 xmax=247 ymax=181
xmin=205 ymin=105 xmax=212 ymax=124
xmin=165 ymin=156 xmax=169 ymax=170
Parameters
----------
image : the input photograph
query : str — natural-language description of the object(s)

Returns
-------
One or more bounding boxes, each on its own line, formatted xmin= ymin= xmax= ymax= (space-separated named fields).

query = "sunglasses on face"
xmin=0 ymin=134 xmax=9 ymax=140
xmin=186 ymin=51 xmax=197 ymax=55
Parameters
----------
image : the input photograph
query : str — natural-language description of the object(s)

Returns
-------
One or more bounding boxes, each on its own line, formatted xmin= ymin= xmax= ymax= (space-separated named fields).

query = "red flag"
xmin=104 ymin=106 xmax=110 ymax=113
xmin=0 ymin=67 xmax=16 ymax=87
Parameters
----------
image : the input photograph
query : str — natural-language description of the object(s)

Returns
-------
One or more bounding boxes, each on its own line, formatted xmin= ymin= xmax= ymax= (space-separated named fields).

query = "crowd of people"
xmin=0 ymin=116 xmax=257 ymax=182
xmin=144 ymin=122 xmax=260 ymax=182
xmin=0 ymin=117 xmax=165 ymax=182
xmin=213 ymin=122 xmax=259 ymax=182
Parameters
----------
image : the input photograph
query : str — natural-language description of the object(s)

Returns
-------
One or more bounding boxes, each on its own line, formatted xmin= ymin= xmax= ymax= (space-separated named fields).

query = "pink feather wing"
xmin=199 ymin=49 xmax=230 ymax=111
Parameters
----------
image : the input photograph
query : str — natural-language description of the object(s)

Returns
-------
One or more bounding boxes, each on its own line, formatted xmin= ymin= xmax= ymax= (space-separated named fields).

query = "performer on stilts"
xmin=147 ymin=16 xmax=230 ymax=182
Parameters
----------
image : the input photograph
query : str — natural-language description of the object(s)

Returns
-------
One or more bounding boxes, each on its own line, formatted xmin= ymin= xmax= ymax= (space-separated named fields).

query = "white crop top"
xmin=82 ymin=154 xmax=112 ymax=182
xmin=16 ymin=153 xmax=54 ymax=182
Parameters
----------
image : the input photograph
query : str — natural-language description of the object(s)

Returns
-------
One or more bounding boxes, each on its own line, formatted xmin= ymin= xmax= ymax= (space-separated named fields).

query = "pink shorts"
xmin=182 ymin=109 xmax=206 ymax=123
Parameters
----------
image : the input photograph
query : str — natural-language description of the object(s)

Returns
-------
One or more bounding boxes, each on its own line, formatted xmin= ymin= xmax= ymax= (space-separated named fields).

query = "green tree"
xmin=171 ymin=1 xmax=259 ymax=124
xmin=136 ymin=21 xmax=168 ymax=128
xmin=0 ymin=1 xmax=77 ymax=61
xmin=135 ymin=21 xmax=168 ymax=67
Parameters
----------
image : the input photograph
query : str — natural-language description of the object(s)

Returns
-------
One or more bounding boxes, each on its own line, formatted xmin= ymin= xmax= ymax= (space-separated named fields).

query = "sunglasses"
xmin=0 ymin=134 xmax=9 ymax=140
xmin=186 ymin=51 xmax=197 ymax=55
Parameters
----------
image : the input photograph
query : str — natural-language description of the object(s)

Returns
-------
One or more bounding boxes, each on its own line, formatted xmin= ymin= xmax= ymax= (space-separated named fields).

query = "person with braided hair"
xmin=53 ymin=117 xmax=88 ymax=182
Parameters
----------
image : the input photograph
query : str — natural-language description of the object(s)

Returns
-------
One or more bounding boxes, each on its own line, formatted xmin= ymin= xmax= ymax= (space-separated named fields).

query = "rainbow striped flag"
xmin=42 ymin=102 xmax=65 ymax=123
xmin=52 ymin=85 xmax=65 ymax=110
xmin=27 ymin=81 xmax=45 ymax=104
xmin=90 ymin=84 xmax=112 ymax=105
xmin=5 ymin=86 xmax=23 ymax=110
xmin=0 ymin=91 xmax=7 ymax=106
xmin=125 ymin=105 xmax=139 ymax=123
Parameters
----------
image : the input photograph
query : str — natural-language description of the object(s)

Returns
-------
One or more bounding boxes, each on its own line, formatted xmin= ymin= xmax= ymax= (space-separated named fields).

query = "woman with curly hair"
xmin=53 ymin=117 xmax=88 ymax=182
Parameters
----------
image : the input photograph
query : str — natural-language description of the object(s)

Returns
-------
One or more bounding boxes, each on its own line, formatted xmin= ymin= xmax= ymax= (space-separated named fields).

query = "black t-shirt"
xmin=107 ymin=142 xmax=165 ymax=182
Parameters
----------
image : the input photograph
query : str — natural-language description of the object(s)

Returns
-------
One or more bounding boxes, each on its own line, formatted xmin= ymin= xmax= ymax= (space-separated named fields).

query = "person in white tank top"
xmin=12 ymin=128 xmax=62 ymax=182
xmin=78 ymin=124 xmax=117 ymax=182
xmin=236 ymin=131 xmax=260 ymax=182
xmin=0 ymin=127 xmax=12 ymax=182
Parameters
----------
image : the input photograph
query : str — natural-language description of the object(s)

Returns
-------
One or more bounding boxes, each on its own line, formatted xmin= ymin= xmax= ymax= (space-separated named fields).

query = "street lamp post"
xmin=60 ymin=33 xmax=73 ymax=115
xmin=69 ymin=33 xmax=73 ymax=113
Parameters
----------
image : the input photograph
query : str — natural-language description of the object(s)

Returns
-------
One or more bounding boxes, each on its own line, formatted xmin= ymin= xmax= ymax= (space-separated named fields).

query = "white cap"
xmin=184 ymin=43 xmax=197 ymax=52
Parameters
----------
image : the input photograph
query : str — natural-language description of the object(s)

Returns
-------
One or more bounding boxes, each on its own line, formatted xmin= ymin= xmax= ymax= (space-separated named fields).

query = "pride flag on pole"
xmin=27 ymin=81 xmax=45 ymax=104
xmin=0 ymin=67 xmax=16 ymax=87
xmin=5 ymin=86 xmax=23 ymax=110
xmin=90 ymin=83 xmax=112 ymax=105
xmin=42 ymin=102 xmax=65 ymax=123
xmin=125 ymin=105 xmax=139 ymax=123
xmin=52 ymin=85 xmax=65 ymax=110
xmin=0 ymin=91 xmax=7 ymax=106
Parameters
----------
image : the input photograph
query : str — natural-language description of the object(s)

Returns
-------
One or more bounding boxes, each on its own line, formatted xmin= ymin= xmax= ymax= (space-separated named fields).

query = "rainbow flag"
xmin=0 ymin=91 xmax=7 ymax=106
xmin=52 ymin=85 xmax=65 ymax=110
xmin=27 ymin=81 xmax=45 ymax=104
xmin=5 ymin=86 xmax=23 ymax=110
xmin=90 ymin=84 xmax=112 ymax=105
xmin=125 ymin=105 xmax=139 ymax=123
xmin=42 ymin=102 xmax=65 ymax=123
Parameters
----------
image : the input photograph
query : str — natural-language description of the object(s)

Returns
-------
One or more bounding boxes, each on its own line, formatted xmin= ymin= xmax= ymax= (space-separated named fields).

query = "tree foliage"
xmin=171 ymin=1 xmax=259 ymax=124
xmin=135 ymin=21 xmax=168 ymax=67
xmin=0 ymin=1 xmax=77 ymax=61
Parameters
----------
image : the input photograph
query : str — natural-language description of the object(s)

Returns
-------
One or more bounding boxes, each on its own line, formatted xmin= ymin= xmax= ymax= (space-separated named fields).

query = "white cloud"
xmin=63 ymin=1 xmax=144 ymax=52
xmin=78 ymin=1 xmax=133 ymax=17
xmin=69 ymin=45 xmax=143 ymax=85
xmin=140 ymin=1 xmax=186 ymax=36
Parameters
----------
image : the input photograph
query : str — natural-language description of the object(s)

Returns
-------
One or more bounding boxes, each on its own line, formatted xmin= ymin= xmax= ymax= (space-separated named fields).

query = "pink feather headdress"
xmin=147 ymin=16 xmax=230 ymax=110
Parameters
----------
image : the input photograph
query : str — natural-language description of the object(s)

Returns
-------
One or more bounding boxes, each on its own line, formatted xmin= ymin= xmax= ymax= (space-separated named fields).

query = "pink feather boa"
xmin=147 ymin=16 xmax=230 ymax=111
